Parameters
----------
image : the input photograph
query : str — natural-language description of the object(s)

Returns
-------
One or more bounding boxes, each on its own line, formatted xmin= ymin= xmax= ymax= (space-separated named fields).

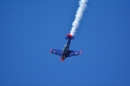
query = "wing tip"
xmin=79 ymin=51 xmax=82 ymax=54
xmin=50 ymin=49 xmax=52 ymax=52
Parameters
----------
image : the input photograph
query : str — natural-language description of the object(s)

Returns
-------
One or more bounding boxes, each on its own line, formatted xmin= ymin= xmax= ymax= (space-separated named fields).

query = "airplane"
xmin=50 ymin=34 xmax=82 ymax=61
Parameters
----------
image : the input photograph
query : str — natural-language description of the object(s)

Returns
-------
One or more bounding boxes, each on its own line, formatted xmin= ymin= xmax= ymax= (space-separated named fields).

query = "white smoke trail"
xmin=70 ymin=0 xmax=88 ymax=36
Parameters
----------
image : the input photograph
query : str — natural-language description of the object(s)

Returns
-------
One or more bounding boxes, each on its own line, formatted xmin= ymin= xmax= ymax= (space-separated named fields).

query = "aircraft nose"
xmin=67 ymin=34 xmax=72 ymax=37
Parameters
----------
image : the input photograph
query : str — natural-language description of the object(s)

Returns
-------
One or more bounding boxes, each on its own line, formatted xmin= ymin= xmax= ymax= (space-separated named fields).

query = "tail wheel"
xmin=60 ymin=58 xmax=65 ymax=61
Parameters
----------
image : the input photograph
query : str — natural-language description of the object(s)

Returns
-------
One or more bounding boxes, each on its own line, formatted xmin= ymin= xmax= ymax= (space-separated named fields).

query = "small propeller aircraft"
xmin=50 ymin=34 xmax=82 ymax=61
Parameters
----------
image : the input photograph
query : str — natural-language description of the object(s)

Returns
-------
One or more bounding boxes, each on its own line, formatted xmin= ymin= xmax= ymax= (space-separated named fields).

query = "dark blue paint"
xmin=50 ymin=35 xmax=81 ymax=61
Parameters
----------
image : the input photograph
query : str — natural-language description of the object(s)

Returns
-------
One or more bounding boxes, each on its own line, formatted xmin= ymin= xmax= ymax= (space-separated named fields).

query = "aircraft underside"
xmin=50 ymin=34 xmax=82 ymax=61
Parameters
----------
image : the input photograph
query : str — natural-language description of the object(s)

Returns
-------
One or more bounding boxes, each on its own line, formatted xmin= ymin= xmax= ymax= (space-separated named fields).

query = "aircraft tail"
xmin=65 ymin=34 xmax=74 ymax=40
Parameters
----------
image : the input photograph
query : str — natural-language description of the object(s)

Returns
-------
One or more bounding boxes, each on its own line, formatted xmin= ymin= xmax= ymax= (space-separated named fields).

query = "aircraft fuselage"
xmin=62 ymin=40 xmax=71 ymax=58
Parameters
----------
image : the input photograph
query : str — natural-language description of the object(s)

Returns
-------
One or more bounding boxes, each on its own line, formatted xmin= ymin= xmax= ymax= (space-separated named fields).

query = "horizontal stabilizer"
xmin=65 ymin=34 xmax=74 ymax=40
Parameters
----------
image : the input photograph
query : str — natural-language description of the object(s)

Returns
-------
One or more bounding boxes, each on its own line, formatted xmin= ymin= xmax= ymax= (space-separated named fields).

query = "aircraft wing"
xmin=67 ymin=50 xmax=82 ymax=57
xmin=50 ymin=49 xmax=62 ymax=56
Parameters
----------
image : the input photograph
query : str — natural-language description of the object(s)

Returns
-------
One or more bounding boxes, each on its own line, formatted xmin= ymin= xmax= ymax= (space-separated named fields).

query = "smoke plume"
xmin=70 ymin=0 xmax=88 ymax=36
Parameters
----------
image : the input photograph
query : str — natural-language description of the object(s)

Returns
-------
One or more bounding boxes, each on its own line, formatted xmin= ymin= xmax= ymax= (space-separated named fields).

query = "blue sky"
xmin=0 ymin=0 xmax=130 ymax=86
